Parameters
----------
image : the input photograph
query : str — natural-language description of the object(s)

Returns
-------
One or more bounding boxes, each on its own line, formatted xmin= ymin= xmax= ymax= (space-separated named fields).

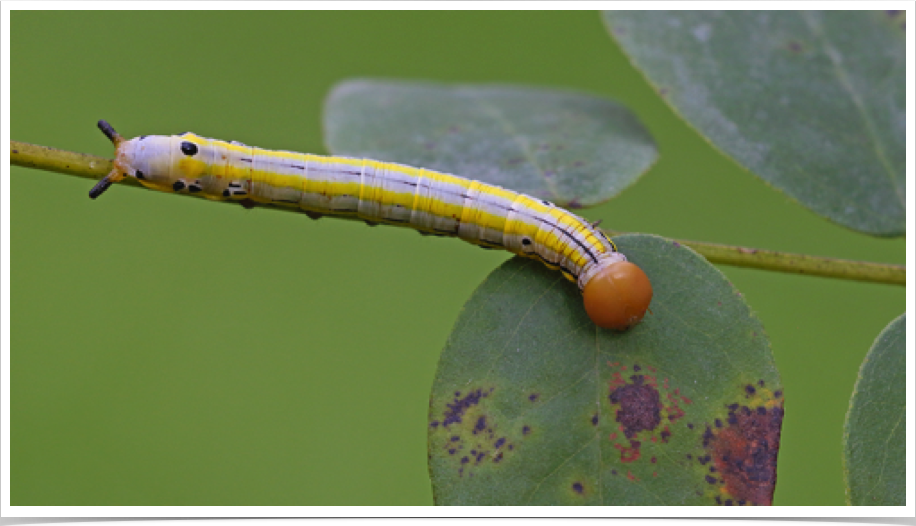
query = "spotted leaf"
xmin=428 ymin=234 xmax=783 ymax=505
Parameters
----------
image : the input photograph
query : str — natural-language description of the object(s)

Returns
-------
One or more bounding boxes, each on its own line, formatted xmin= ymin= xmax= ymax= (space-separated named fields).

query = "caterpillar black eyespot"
xmin=93 ymin=121 xmax=653 ymax=330
xmin=180 ymin=141 xmax=198 ymax=156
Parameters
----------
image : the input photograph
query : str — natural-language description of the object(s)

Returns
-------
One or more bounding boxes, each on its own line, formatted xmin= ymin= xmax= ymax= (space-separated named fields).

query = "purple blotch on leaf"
xmin=610 ymin=375 xmax=661 ymax=438
xmin=473 ymin=416 xmax=487 ymax=434
xmin=441 ymin=388 xmax=487 ymax=427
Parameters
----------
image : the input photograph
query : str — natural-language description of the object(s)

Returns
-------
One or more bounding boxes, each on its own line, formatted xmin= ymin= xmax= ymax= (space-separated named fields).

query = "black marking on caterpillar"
xmin=180 ymin=141 xmax=198 ymax=156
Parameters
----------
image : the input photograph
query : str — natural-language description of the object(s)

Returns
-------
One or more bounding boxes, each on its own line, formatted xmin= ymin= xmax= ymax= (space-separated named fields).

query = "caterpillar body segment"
xmin=93 ymin=120 xmax=652 ymax=330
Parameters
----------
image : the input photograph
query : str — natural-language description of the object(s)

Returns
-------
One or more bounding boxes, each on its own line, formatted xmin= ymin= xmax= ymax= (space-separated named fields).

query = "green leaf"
xmin=324 ymin=79 xmax=657 ymax=208
xmin=844 ymin=313 xmax=906 ymax=506
xmin=604 ymin=11 xmax=905 ymax=236
xmin=428 ymin=235 xmax=783 ymax=505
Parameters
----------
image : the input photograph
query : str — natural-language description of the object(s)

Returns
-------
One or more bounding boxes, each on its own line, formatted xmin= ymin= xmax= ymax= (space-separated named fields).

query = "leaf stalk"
xmin=11 ymin=139 xmax=905 ymax=286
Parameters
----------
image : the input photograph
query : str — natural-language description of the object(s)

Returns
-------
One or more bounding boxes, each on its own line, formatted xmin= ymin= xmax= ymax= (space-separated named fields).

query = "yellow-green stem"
xmin=601 ymin=229 xmax=904 ymax=286
xmin=11 ymin=140 xmax=905 ymax=286
xmin=10 ymin=141 xmax=142 ymax=189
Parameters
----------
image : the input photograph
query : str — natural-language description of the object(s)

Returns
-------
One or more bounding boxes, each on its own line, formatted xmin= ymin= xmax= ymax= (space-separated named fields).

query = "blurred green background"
xmin=11 ymin=11 xmax=904 ymax=506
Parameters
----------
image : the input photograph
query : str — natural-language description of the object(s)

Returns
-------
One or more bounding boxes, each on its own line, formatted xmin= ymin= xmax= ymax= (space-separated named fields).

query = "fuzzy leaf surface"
xmin=605 ymin=11 xmax=905 ymax=236
xmin=844 ymin=313 xmax=906 ymax=506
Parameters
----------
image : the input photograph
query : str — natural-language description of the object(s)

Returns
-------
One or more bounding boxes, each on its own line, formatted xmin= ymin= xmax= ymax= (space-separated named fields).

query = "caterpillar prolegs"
xmin=91 ymin=120 xmax=652 ymax=330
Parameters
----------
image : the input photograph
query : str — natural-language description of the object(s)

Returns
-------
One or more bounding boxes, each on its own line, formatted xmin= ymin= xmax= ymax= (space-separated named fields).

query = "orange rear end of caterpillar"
xmin=582 ymin=260 xmax=653 ymax=331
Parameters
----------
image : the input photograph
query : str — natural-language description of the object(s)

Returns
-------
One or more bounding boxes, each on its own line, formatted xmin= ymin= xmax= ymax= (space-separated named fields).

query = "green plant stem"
xmin=10 ymin=140 xmax=143 ymax=189
xmin=600 ymin=229 xmax=904 ymax=286
xmin=12 ymin=139 xmax=905 ymax=286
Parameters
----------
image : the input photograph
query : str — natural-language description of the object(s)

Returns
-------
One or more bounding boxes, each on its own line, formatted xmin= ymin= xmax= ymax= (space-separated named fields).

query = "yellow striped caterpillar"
xmin=91 ymin=120 xmax=652 ymax=330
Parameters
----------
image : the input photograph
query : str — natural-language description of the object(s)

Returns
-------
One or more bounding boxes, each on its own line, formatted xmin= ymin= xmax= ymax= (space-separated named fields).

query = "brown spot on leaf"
xmin=706 ymin=403 xmax=784 ymax=505
xmin=615 ymin=441 xmax=641 ymax=463
xmin=606 ymin=363 xmax=694 ymax=467
xmin=572 ymin=482 xmax=584 ymax=495
xmin=610 ymin=375 xmax=660 ymax=438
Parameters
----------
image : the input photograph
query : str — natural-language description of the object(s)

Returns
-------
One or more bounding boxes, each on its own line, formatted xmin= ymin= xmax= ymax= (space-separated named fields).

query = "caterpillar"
xmin=90 ymin=120 xmax=652 ymax=330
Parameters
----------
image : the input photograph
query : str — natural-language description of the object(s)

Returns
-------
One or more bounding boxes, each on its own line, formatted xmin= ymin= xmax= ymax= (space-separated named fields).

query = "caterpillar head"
xmin=89 ymin=120 xmax=205 ymax=198
xmin=579 ymin=253 xmax=653 ymax=331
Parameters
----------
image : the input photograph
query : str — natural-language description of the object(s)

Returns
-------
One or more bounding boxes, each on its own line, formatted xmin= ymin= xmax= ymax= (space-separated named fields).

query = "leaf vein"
xmin=800 ymin=11 xmax=904 ymax=208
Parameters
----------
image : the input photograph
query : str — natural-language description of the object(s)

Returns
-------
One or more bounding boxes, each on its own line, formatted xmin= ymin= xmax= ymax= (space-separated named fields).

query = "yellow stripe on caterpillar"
xmin=90 ymin=120 xmax=652 ymax=330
